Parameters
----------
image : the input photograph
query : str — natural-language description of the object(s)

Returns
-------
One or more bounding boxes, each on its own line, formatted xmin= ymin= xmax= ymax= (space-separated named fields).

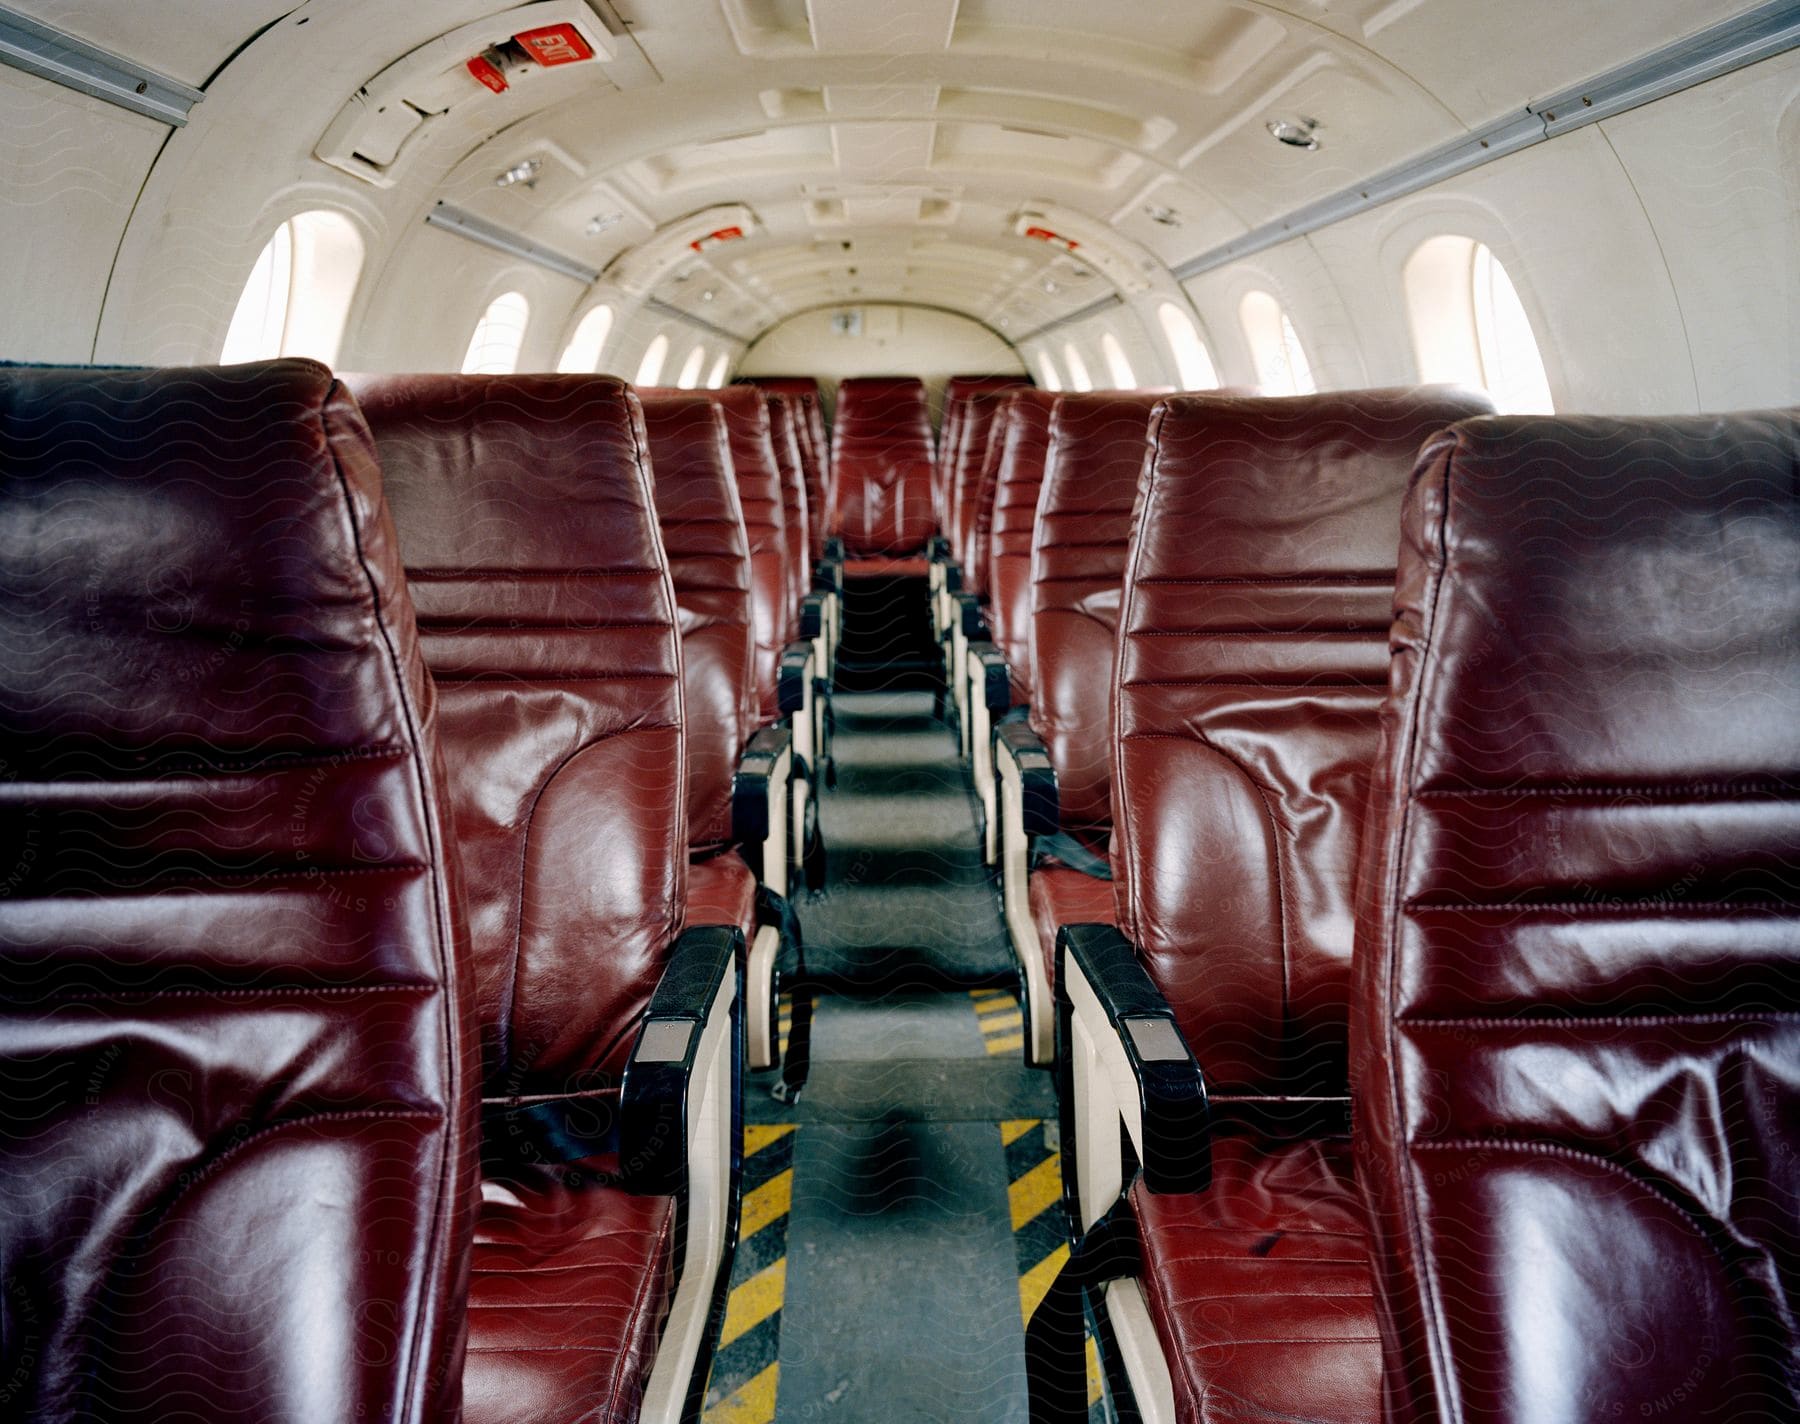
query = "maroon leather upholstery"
xmin=0 ymin=361 xmax=478 ymax=1422
xmin=937 ymin=374 xmax=1029 ymax=528
xmin=959 ymin=391 xmax=1016 ymax=598
xmin=649 ymin=386 xmax=790 ymax=722
xmin=946 ymin=390 xmax=1009 ymax=588
xmin=764 ymin=392 xmax=813 ymax=624
xmin=988 ymin=389 xmax=1059 ymax=703
xmin=1353 ymin=410 xmax=1800 ymax=1424
xmin=1113 ymin=388 xmax=1491 ymax=1424
xmin=1114 ymin=389 xmax=1492 ymax=1095
xmin=1132 ymin=1139 xmax=1380 ymax=1424
xmin=741 ymin=378 xmax=831 ymax=558
xmin=639 ymin=391 xmax=756 ymax=851
xmin=1029 ymin=391 xmax=1168 ymax=855
xmin=831 ymin=376 xmax=936 ymax=556
xmin=352 ymin=373 xmax=686 ymax=1424
xmin=1029 ymin=865 xmax=1115 ymax=986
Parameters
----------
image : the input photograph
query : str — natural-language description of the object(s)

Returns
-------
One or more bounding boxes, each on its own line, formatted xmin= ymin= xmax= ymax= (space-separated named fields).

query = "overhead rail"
xmin=644 ymin=298 xmax=755 ymax=347
xmin=423 ymin=202 xmax=601 ymax=284
xmin=1174 ymin=0 xmax=1800 ymax=280
xmin=0 ymin=5 xmax=203 ymax=125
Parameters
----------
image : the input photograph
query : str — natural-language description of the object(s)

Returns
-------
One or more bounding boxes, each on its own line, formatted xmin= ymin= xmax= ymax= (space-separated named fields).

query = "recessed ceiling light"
xmin=1144 ymin=204 xmax=1181 ymax=227
xmin=701 ymin=289 xmax=715 ymax=302
xmin=1041 ymin=277 xmax=1058 ymax=293
xmin=494 ymin=157 xmax=542 ymax=188
xmin=1266 ymin=116 xmax=1322 ymax=150
xmin=585 ymin=211 xmax=624 ymax=236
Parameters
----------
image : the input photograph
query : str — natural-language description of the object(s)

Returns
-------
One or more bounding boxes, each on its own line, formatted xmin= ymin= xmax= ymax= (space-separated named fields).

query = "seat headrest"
xmin=0 ymin=359 xmax=475 ymax=1419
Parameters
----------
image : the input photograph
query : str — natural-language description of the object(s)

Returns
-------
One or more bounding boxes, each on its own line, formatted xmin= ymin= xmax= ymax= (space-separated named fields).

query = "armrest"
xmin=823 ymin=536 xmax=845 ymax=563
xmin=798 ymin=590 xmax=828 ymax=639
xmin=811 ymin=559 xmax=842 ymax=594
xmin=944 ymin=562 xmax=963 ymax=593
xmin=778 ymin=643 xmax=812 ymax=714
xmin=1059 ymin=923 xmax=1211 ymax=1194
xmin=621 ymin=925 xmax=742 ymax=1194
xmin=926 ymin=534 xmax=950 ymax=561
xmin=954 ymin=592 xmax=987 ymax=640
xmin=969 ymin=642 xmax=1011 ymax=715
xmin=732 ymin=725 xmax=792 ymax=846
xmin=995 ymin=720 xmax=1058 ymax=836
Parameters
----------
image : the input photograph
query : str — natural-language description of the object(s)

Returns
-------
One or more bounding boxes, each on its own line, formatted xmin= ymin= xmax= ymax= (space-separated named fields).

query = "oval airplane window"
xmin=1156 ymin=302 xmax=1219 ymax=390
xmin=706 ymin=352 xmax=731 ymax=388
xmin=1062 ymin=341 xmax=1094 ymax=392
xmin=557 ymin=304 xmax=614 ymax=373
xmin=676 ymin=343 xmax=707 ymax=389
xmin=461 ymin=291 xmax=531 ymax=375
xmin=1240 ymin=290 xmax=1316 ymax=395
xmin=1100 ymin=332 xmax=1136 ymax=388
xmin=1406 ymin=237 xmax=1553 ymax=413
xmin=635 ymin=333 xmax=671 ymax=386
xmin=221 ymin=211 xmax=363 ymax=366
xmin=1472 ymin=244 xmax=1554 ymax=413
xmin=1035 ymin=350 xmax=1063 ymax=392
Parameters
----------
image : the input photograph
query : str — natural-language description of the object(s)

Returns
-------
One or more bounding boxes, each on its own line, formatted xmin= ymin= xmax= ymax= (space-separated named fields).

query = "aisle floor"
xmin=701 ymin=693 xmax=1103 ymax=1423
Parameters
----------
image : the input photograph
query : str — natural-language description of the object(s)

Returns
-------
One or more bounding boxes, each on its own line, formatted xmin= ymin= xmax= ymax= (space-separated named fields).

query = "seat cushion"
xmin=1029 ymin=862 xmax=1116 ymax=986
xmin=467 ymin=1164 xmax=676 ymax=1424
xmin=843 ymin=555 xmax=929 ymax=578
xmin=687 ymin=852 xmax=759 ymax=938
xmin=1132 ymin=1136 xmax=1380 ymax=1424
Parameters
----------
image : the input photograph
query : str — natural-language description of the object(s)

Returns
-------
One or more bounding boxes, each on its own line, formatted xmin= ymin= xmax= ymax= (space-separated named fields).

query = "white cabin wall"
xmin=740 ymin=305 xmax=1024 ymax=418
xmin=1181 ymin=51 xmax=1797 ymax=415
xmin=0 ymin=68 xmax=165 ymax=362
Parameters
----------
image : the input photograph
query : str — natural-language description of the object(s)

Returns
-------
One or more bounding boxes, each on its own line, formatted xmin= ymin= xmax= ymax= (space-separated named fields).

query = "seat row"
xmin=934 ymin=383 xmax=1799 ymax=1421
xmin=0 ymin=361 xmax=838 ymax=1423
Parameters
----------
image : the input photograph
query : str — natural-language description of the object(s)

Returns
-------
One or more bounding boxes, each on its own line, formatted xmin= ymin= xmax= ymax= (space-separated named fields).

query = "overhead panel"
xmin=806 ymin=0 xmax=959 ymax=53
xmin=832 ymin=120 xmax=936 ymax=180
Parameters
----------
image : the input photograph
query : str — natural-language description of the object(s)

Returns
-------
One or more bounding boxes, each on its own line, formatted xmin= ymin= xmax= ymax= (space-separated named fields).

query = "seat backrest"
xmin=1111 ymin=388 xmax=1494 ymax=1101
xmin=1029 ymin=391 xmax=1169 ymax=851
xmin=351 ymin=373 xmax=685 ymax=1094
xmin=1353 ymin=410 xmax=1800 ymax=1424
xmin=638 ymin=391 xmax=756 ymax=852
xmin=739 ymin=377 xmax=830 ymax=552
xmin=649 ymin=385 xmax=789 ymax=721
xmin=764 ymin=391 xmax=812 ymax=624
xmin=937 ymin=374 xmax=1029 ymax=526
xmin=0 ymin=361 xmax=478 ymax=1422
xmin=831 ymin=376 xmax=936 ymax=556
xmin=988 ymin=389 xmax=1060 ymax=702
xmin=957 ymin=390 xmax=1016 ymax=598
xmin=947 ymin=389 xmax=1009 ymax=583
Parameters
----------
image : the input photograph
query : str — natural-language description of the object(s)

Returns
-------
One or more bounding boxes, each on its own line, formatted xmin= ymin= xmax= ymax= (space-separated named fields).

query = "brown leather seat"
xmin=986 ymin=389 xmax=1060 ymax=706
xmin=0 ymin=361 xmax=479 ymax=1422
xmin=936 ymin=374 xmax=1030 ymax=530
xmin=764 ymin=393 xmax=813 ymax=641
xmin=1047 ymin=387 xmax=1492 ymax=1424
xmin=352 ymin=372 xmax=739 ymax=1424
xmin=739 ymin=377 xmax=831 ymax=562
xmin=1354 ymin=409 xmax=1800 ymax=1423
xmin=830 ymin=376 xmax=936 ymax=557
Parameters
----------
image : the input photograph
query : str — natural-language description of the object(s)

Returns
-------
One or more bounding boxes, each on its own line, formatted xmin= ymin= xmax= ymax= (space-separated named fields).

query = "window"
xmin=706 ymin=352 xmax=731 ymax=388
xmin=557 ymin=304 xmax=613 ymax=373
xmin=1156 ymin=302 xmax=1219 ymax=390
xmin=1472 ymin=245 xmax=1554 ymax=414
xmin=1035 ymin=351 xmax=1063 ymax=392
xmin=1239 ymin=291 xmax=1315 ymax=396
xmin=461 ymin=291 xmax=531 ymax=375
xmin=1100 ymin=332 xmax=1136 ymax=388
xmin=635 ymin=333 xmax=670 ymax=386
xmin=676 ymin=343 xmax=707 ymax=389
xmin=1062 ymin=341 xmax=1094 ymax=392
xmin=221 ymin=211 xmax=364 ymax=366
xmin=1404 ymin=237 xmax=1553 ymax=414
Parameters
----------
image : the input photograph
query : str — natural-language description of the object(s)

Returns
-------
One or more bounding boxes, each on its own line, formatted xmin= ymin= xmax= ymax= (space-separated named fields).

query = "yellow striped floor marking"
xmin=706 ymin=1360 xmax=780 ymax=1424
xmin=1018 ymin=1242 xmax=1068 ymax=1325
xmin=970 ymin=988 xmax=1025 ymax=1056
xmin=999 ymin=1118 xmax=1037 ymax=1147
xmin=719 ymin=1258 xmax=787 ymax=1349
xmin=1008 ymin=1155 xmax=1062 ymax=1231
xmin=743 ymin=1123 xmax=796 ymax=1156
xmin=740 ymin=1168 xmax=794 ymax=1240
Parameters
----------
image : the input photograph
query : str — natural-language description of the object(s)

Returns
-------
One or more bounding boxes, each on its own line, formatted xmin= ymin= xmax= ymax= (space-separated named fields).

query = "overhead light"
xmin=494 ymin=156 xmax=543 ymax=188
xmin=1144 ymin=204 xmax=1181 ymax=227
xmin=1041 ymin=277 xmax=1058 ymax=294
xmin=1266 ymin=116 xmax=1322 ymax=151
xmin=701 ymin=289 xmax=715 ymax=302
xmin=585 ymin=211 xmax=624 ymax=236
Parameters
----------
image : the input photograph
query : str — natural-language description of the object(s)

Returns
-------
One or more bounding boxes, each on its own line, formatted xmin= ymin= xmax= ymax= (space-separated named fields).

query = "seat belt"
xmin=757 ymin=884 xmax=815 ymax=1104
xmin=1024 ymin=1187 xmax=1140 ymax=1424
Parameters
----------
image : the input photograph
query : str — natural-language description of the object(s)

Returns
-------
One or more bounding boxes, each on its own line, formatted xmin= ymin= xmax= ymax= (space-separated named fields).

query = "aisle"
xmin=701 ymin=691 xmax=1099 ymax=1422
